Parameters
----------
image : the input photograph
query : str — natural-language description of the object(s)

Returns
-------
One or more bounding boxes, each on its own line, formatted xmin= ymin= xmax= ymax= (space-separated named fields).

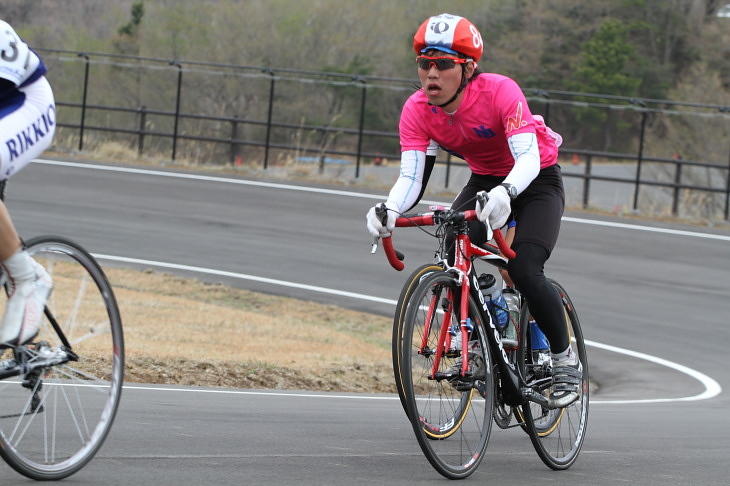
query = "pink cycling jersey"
xmin=399 ymin=73 xmax=560 ymax=177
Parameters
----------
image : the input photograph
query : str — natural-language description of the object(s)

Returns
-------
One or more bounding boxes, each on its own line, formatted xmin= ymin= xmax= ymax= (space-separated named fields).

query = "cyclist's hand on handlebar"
xmin=366 ymin=201 xmax=398 ymax=237
xmin=476 ymin=186 xmax=511 ymax=230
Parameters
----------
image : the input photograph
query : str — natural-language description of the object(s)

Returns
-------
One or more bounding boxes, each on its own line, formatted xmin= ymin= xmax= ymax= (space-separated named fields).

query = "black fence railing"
xmin=38 ymin=48 xmax=730 ymax=221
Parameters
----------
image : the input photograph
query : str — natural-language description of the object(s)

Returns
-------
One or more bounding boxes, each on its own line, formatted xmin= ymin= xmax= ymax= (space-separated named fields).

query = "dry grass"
xmin=105 ymin=267 xmax=397 ymax=393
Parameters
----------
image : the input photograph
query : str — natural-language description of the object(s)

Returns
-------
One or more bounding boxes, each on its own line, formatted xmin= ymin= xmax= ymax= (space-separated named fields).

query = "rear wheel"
xmin=518 ymin=279 xmax=588 ymax=469
xmin=0 ymin=236 xmax=124 ymax=480
xmin=400 ymin=271 xmax=493 ymax=479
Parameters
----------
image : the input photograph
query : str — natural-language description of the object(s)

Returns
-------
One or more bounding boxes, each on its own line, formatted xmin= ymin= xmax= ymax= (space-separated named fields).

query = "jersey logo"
xmin=4 ymin=104 xmax=55 ymax=162
xmin=506 ymin=102 xmax=528 ymax=133
xmin=472 ymin=125 xmax=496 ymax=138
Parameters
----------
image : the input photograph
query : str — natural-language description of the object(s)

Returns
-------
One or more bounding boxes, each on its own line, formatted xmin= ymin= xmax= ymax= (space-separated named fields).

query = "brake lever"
xmin=476 ymin=191 xmax=487 ymax=208
xmin=371 ymin=237 xmax=379 ymax=254
xmin=371 ymin=203 xmax=388 ymax=254
xmin=475 ymin=191 xmax=494 ymax=241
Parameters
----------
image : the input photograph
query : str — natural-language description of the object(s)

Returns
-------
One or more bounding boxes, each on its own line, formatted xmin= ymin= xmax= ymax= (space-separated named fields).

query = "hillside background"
xmin=1 ymin=1 xmax=729 ymax=221
xmin=4 ymin=0 xmax=729 ymax=99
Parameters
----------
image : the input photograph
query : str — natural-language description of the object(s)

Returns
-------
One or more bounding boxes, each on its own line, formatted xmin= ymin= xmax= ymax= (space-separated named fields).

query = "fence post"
xmin=672 ymin=161 xmax=682 ymax=216
xmin=169 ymin=62 xmax=183 ymax=161
xmin=230 ymin=116 xmax=239 ymax=164
xmin=725 ymin=140 xmax=730 ymax=220
xmin=77 ymin=53 xmax=90 ymax=151
xmin=583 ymin=154 xmax=592 ymax=209
xmin=263 ymin=69 xmax=275 ymax=170
xmin=632 ymin=102 xmax=648 ymax=211
xmin=355 ymin=77 xmax=367 ymax=178
xmin=137 ymin=106 xmax=146 ymax=156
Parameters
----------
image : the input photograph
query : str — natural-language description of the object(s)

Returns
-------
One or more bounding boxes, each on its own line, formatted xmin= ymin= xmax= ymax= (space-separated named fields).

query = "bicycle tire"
xmin=518 ymin=278 xmax=588 ymax=470
xmin=395 ymin=265 xmax=469 ymax=441
xmin=0 ymin=236 xmax=124 ymax=480
xmin=392 ymin=263 xmax=442 ymax=417
xmin=400 ymin=271 xmax=493 ymax=479
xmin=393 ymin=264 xmax=482 ymax=441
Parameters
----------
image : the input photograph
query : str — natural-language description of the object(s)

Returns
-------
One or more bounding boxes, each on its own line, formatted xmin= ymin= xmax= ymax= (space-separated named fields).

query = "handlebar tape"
xmin=381 ymin=236 xmax=404 ymax=271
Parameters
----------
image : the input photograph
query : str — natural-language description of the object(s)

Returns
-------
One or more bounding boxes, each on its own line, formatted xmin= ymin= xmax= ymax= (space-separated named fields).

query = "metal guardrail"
xmin=38 ymin=48 xmax=730 ymax=220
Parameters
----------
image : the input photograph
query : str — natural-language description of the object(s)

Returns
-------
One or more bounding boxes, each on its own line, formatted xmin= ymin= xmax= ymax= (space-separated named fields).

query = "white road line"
xmin=562 ymin=216 xmax=730 ymax=241
xmin=95 ymin=253 xmax=722 ymax=404
xmin=37 ymin=158 xmax=722 ymax=403
xmin=36 ymin=159 xmax=370 ymax=198
xmin=585 ymin=340 xmax=722 ymax=404
xmin=36 ymin=158 xmax=730 ymax=241
xmin=122 ymin=384 xmax=399 ymax=400
xmin=95 ymin=254 xmax=397 ymax=305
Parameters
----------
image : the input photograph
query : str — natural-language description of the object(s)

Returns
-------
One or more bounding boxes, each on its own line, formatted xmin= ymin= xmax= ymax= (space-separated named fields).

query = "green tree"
xmin=118 ymin=2 xmax=145 ymax=37
xmin=570 ymin=19 xmax=641 ymax=96
xmin=567 ymin=19 xmax=643 ymax=150
xmin=115 ymin=2 xmax=145 ymax=56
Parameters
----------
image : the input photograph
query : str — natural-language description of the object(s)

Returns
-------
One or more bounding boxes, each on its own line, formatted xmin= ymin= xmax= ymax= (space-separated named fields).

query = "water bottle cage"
xmin=486 ymin=301 xmax=509 ymax=329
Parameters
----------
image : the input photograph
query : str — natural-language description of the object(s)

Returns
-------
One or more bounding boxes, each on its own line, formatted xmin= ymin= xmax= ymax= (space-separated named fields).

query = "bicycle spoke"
xmin=400 ymin=272 xmax=493 ymax=479
xmin=0 ymin=237 xmax=124 ymax=480
xmin=520 ymin=279 xmax=589 ymax=469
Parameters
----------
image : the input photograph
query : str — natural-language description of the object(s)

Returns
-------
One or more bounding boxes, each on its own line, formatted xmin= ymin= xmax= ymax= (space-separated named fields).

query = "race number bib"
xmin=0 ymin=20 xmax=39 ymax=86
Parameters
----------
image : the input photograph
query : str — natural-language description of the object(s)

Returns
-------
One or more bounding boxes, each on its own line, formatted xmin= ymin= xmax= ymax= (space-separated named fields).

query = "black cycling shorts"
xmin=451 ymin=164 xmax=565 ymax=254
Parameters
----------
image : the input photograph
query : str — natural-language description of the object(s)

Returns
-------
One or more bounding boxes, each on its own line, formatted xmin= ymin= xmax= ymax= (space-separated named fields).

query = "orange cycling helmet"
xmin=413 ymin=13 xmax=483 ymax=62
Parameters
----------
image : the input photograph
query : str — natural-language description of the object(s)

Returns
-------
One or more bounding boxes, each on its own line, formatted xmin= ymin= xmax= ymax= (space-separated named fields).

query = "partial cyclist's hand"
xmin=366 ymin=201 xmax=398 ymax=237
xmin=476 ymin=186 xmax=511 ymax=230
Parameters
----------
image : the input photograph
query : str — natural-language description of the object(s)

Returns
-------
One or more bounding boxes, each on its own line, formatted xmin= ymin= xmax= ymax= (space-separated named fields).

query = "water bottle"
xmin=501 ymin=288 xmax=520 ymax=347
xmin=478 ymin=273 xmax=509 ymax=330
xmin=529 ymin=320 xmax=551 ymax=369
xmin=529 ymin=320 xmax=550 ymax=350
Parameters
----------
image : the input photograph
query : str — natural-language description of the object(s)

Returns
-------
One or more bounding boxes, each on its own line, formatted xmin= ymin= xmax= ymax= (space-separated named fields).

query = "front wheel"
xmin=0 ymin=236 xmax=124 ymax=480
xmin=518 ymin=279 xmax=588 ymax=470
xmin=392 ymin=263 xmax=442 ymax=417
xmin=400 ymin=271 xmax=493 ymax=479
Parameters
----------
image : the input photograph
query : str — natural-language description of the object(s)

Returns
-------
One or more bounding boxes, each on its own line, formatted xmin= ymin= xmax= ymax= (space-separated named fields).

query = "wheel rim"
xmin=520 ymin=280 xmax=588 ymax=468
xmin=401 ymin=272 xmax=493 ymax=478
xmin=0 ymin=238 xmax=123 ymax=479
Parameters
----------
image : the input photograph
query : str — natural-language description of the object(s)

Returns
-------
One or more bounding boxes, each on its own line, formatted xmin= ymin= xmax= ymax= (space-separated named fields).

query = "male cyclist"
xmin=366 ymin=13 xmax=581 ymax=404
xmin=0 ymin=20 xmax=54 ymax=346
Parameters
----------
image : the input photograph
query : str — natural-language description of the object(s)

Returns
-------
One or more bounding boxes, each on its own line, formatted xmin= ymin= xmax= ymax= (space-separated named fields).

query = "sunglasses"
xmin=416 ymin=55 xmax=471 ymax=70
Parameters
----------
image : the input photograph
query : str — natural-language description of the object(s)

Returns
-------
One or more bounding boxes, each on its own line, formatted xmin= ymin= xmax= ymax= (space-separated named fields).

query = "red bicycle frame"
xmin=380 ymin=209 xmax=515 ymax=379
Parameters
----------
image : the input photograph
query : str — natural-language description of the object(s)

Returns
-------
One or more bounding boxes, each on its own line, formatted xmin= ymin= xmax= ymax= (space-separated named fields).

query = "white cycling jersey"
xmin=0 ymin=20 xmax=54 ymax=180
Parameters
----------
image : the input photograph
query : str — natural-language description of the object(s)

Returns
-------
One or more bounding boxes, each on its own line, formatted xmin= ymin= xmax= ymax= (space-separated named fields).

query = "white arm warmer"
xmin=385 ymin=149 xmax=427 ymax=213
xmin=503 ymin=132 xmax=540 ymax=195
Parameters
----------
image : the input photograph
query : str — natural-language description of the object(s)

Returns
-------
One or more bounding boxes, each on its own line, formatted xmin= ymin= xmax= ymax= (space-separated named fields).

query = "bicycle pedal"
xmin=30 ymin=392 xmax=44 ymax=413
xmin=454 ymin=379 xmax=477 ymax=392
xmin=22 ymin=376 xmax=42 ymax=390
xmin=435 ymin=370 xmax=458 ymax=381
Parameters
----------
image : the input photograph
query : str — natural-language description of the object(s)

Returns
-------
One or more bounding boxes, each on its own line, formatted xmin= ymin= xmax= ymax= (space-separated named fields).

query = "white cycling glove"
xmin=366 ymin=201 xmax=399 ymax=237
xmin=476 ymin=186 xmax=511 ymax=230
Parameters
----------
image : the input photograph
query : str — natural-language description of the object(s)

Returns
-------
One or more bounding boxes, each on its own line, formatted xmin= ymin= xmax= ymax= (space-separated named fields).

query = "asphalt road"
xmin=0 ymin=158 xmax=728 ymax=485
